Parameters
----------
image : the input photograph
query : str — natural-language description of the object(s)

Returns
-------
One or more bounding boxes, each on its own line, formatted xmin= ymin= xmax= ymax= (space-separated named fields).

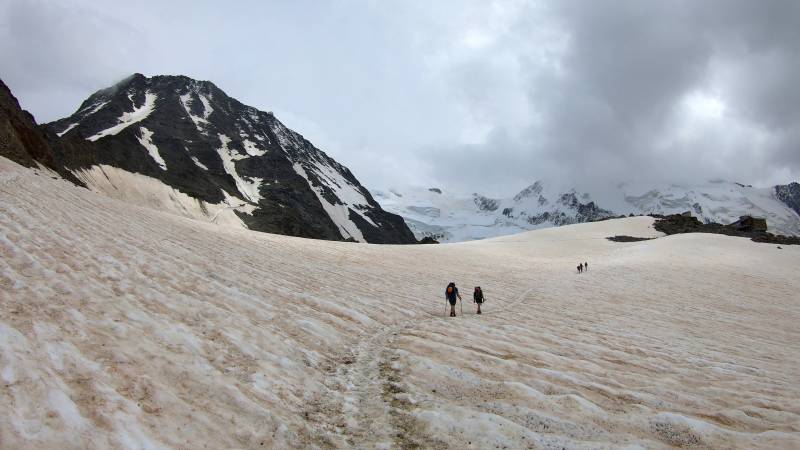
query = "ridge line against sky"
xmin=2 ymin=0 xmax=799 ymax=196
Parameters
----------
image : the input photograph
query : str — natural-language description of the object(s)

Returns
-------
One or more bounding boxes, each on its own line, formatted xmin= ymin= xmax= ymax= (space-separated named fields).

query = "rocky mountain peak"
xmin=513 ymin=181 xmax=543 ymax=202
xmin=775 ymin=182 xmax=800 ymax=217
xmin=40 ymin=74 xmax=416 ymax=243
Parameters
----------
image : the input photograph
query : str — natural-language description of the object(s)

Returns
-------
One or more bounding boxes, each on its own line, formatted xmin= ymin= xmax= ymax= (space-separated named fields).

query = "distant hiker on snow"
xmin=445 ymin=282 xmax=461 ymax=317
xmin=473 ymin=286 xmax=485 ymax=314
xmin=577 ymin=263 xmax=583 ymax=274
xmin=584 ymin=261 xmax=588 ymax=271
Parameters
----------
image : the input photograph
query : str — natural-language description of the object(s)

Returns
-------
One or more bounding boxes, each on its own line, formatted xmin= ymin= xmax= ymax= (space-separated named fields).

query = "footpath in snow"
xmin=1 ymin=157 xmax=799 ymax=449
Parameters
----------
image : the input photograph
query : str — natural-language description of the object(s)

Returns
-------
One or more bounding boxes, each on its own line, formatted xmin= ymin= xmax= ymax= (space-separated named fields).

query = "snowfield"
xmin=1 ymin=157 xmax=799 ymax=449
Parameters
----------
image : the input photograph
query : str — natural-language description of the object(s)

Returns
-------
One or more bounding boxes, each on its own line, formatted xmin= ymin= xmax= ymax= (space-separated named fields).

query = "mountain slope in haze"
xmin=375 ymin=180 xmax=800 ymax=242
xmin=44 ymin=74 xmax=415 ymax=243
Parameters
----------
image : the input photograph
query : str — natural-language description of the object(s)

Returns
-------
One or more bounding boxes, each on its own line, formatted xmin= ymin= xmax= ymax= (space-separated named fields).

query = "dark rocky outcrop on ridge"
xmin=653 ymin=213 xmax=800 ymax=245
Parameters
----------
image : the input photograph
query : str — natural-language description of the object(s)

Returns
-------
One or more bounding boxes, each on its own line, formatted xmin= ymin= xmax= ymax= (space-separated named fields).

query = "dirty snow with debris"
xmin=1 ymin=156 xmax=799 ymax=449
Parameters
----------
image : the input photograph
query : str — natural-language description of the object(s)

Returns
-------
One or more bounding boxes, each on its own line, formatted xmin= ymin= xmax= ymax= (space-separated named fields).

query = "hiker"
xmin=473 ymin=286 xmax=485 ymax=314
xmin=584 ymin=261 xmax=588 ymax=271
xmin=577 ymin=263 xmax=583 ymax=274
xmin=445 ymin=282 xmax=461 ymax=317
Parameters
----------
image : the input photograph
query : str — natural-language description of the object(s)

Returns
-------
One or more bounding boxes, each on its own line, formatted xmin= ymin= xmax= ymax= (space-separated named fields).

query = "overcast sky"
xmin=2 ymin=0 xmax=799 ymax=195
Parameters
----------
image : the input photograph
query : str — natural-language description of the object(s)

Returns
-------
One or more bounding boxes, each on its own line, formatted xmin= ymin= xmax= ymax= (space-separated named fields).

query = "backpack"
xmin=447 ymin=286 xmax=453 ymax=294
xmin=473 ymin=287 xmax=483 ymax=301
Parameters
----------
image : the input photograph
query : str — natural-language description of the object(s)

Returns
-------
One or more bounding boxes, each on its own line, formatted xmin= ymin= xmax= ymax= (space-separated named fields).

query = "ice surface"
xmin=1 ymin=156 xmax=799 ymax=449
xmin=135 ymin=127 xmax=166 ymax=170
xmin=87 ymin=92 xmax=157 ymax=141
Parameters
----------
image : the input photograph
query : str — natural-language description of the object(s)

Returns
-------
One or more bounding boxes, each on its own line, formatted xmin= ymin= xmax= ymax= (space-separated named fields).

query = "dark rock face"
xmin=513 ymin=181 xmax=543 ymax=202
xmin=516 ymin=192 xmax=615 ymax=226
xmin=44 ymin=74 xmax=416 ymax=244
xmin=0 ymin=79 xmax=83 ymax=185
xmin=473 ymin=194 xmax=499 ymax=212
xmin=775 ymin=182 xmax=800 ymax=218
xmin=653 ymin=213 xmax=800 ymax=245
xmin=496 ymin=188 xmax=617 ymax=227
xmin=607 ymin=235 xmax=654 ymax=242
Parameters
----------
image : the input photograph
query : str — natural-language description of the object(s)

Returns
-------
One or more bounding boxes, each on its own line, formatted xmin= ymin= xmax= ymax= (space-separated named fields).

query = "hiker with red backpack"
xmin=445 ymin=282 xmax=461 ymax=317
xmin=473 ymin=286 xmax=485 ymax=314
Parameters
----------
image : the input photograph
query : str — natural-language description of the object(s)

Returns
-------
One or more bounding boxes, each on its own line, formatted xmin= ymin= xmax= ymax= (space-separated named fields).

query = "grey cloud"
xmin=2 ymin=0 xmax=798 ymax=195
xmin=428 ymin=0 xmax=800 ymax=194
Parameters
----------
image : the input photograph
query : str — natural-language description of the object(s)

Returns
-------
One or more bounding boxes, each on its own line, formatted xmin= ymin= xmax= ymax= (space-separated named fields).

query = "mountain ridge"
xmin=374 ymin=179 xmax=800 ymax=242
xmin=37 ymin=73 xmax=416 ymax=243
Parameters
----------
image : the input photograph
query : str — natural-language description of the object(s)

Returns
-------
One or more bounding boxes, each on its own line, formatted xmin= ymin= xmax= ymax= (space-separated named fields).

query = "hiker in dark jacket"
xmin=445 ymin=282 xmax=461 ymax=317
xmin=473 ymin=286 xmax=485 ymax=314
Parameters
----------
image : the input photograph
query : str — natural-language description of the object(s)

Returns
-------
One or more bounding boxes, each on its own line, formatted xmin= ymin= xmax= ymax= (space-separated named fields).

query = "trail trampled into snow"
xmin=1 ymin=157 xmax=799 ymax=449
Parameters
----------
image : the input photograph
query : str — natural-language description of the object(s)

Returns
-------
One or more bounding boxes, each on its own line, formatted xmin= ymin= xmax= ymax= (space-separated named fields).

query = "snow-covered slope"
xmin=44 ymin=74 xmax=415 ymax=244
xmin=375 ymin=180 xmax=800 ymax=242
xmin=2 ymin=157 xmax=799 ymax=449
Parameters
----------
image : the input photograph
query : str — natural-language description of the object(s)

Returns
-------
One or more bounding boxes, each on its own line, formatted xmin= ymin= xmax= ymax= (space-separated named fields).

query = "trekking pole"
xmin=444 ymin=298 xmax=447 ymax=317
xmin=460 ymin=297 xmax=463 ymax=316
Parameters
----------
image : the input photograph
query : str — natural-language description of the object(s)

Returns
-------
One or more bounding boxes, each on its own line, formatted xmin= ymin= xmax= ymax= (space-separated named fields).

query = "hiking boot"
xmin=477 ymin=310 xmax=481 ymax=315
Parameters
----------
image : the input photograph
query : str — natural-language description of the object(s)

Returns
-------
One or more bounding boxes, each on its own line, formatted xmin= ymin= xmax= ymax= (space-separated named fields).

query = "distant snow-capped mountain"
xmin=41 ymin=74 xmax=415 ymax=243
xmin=373 ymin=180 xmax=800 ymax=242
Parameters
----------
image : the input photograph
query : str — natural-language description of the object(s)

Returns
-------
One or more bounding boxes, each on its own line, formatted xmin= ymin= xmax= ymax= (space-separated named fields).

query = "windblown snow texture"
xmin=2 ymin=157 xmax=799 ymax=449
xmin=45 ymin=74 xmax=415 ymax=243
